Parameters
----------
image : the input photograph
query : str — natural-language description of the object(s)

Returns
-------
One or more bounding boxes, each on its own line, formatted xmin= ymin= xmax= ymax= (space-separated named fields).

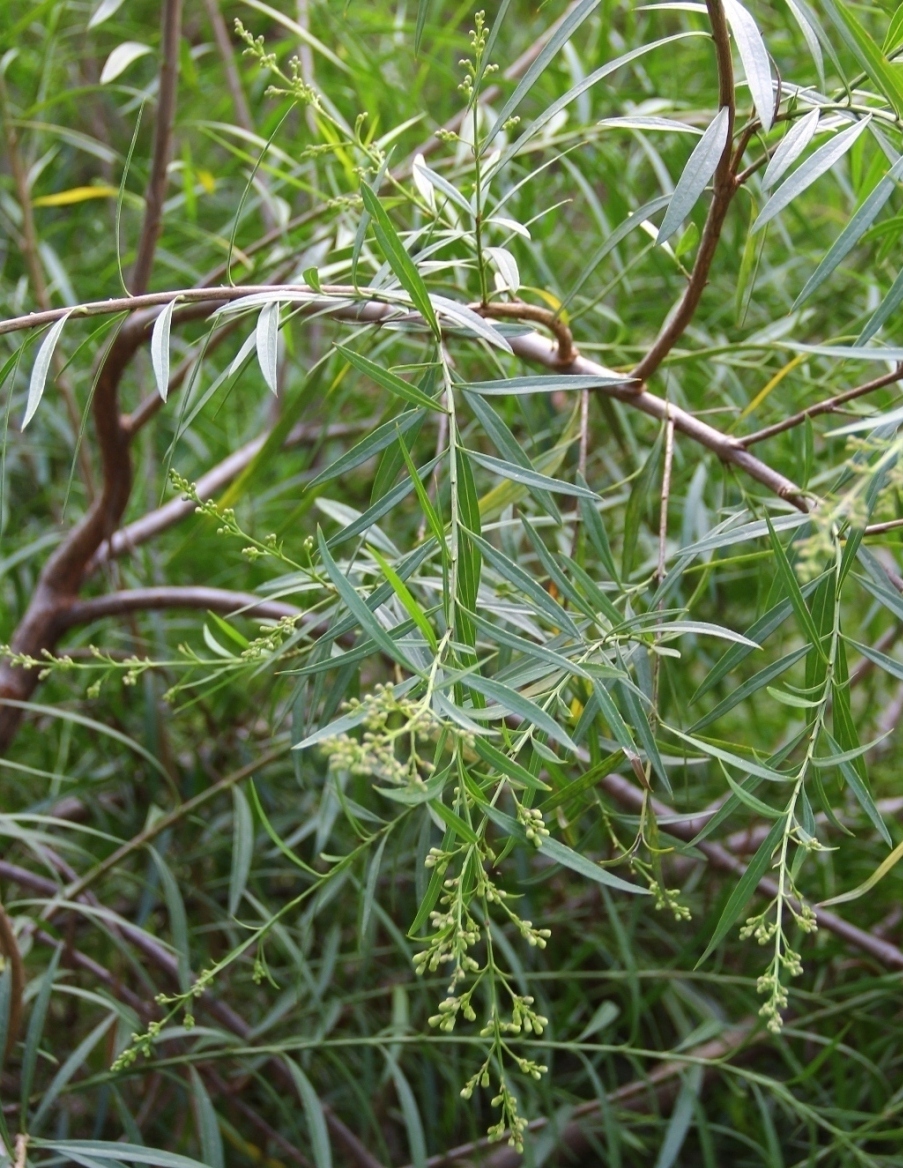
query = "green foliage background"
xmin=2 ymin=0 xmax=903 ymax=1164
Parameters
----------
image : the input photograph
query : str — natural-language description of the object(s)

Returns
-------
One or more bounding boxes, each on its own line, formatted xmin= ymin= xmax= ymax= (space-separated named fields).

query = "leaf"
xmin=23 ymin=310 xmax=72 ymax=429
xmin=762 ymin=108 xmax=820 ymax=191
xmin=467 ymin=532 xmax=581 ymax=638
xmin=411 ymin=154 xmax=473 ymax=215
xmin=228 ymin=786 xmax=254 ymax=917
xmin=468 ymin=607 xmax=590 ymax=679
xmin=150 ymin=847 xmax=191 ymax=991
xmin=466 ymin=448 xmax=598 ymax=499
xmin=794 ymin=154 xmax=903 ymax=307
xmin=335 ymin=345 xmax=444 ymax=412
xmin=485 ymin=246 xmax=520 ymax=293
xmin=150 ymin=299 xmax=176 ymax=403
xmin=188 ymin=1068 xmax=225 ymax=1168
xmin=697 ymin=816 xmax=785 ymax=967
xmin=654 ymin=1066 xmax=703 ymax=1168
xmin=819 ymin=836 xmax=903 ymax=908
xmin=462 ymin=674 xmax=578 ymax=753
xmin=99 ymin=42 xmax=152 ymax=84
xmin=414 ymin=0 xmax=436 ymax=54
xmin=482 ymin=804 xmax=649 ymax=895
xmin=388 ymin=1062 xmax=427 ymax=1168
xmin=820 ymin=729 xmax=892 ymax=847
xmin=316 ymin=528 xmax=417 ymax=672
xmin=821 ymin=0 xmax=903 ymax=118
xmin=471 ymin=737 xmax=551 ymax=791
xmin=32 ymin=185 xmax=119 ymax=206
xmin=463 ymin=372 xmax=630 ymax=394
xmin=722 ymin=766 xmax=783 ymax=819
xmin=657 ymin=107 xmax=729 ymax=244
xmin=20 ymin=946 xmax=63 ymax=1115
xmin=360 ymin=184 xmax=440 ymax=338
xmin=753 ymin=116 xmax=873 ymax=233
xmin=431 ymin=296 xmax=513 ymax=353
xmin=723 ymin=0 xmax=774 ymax=131
xmin=31 ymin=1010 xmax=113 ymax=1135
xmin=857 ymin=263 xmax=903 ymax=346
xmin=255 ymin=301 xmax=280 ymax=394
xmin=689 ymin=646 xmax=808 ymax=731
xmin=36 ymin=1140 xmax=214 ymax=1168
xmin=484 ymin=0 xmax=603 ymax=145
xmin=284 ymin=1061 xmax=333 ymax=1168
xmin=766 ymin=519 xmax=826 ymax=657
xmin=370 ymin=546 xmax=438 ymax=652
xmin=668 ymin=728 xmax=793 ymax=783
xmin=307 ymin=409 xmax=425 ymax=492
xmin=646 ymin=620 xmax=760 ymax=647
xmin=784 ymin=0 xmax=826 ymax=89
xmin=88 ymin=0 xmax=127 ymax=28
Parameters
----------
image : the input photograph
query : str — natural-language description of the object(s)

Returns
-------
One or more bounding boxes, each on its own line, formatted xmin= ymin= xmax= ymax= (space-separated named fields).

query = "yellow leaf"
xmin=33 ymin=185 xmax=119 ymax=207
xmin=739 ymin=353 xmax=805 ymax=421
xmin=197 ymin=169 xmax=217 ymax=194
xmin=818 ymin=835 xmax=903 ymax=908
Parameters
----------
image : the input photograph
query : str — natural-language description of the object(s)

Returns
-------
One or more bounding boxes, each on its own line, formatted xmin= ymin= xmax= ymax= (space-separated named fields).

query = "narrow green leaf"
xmin=463 ymin=674 xmax=578 ymax=753
xmin=766 ymin=519 xmax=826 ymax=658
xmin=150 ymin=299 xmax=176 ymax=403
xmin=228 ymin=786 xmax=254 ymax=917
xmin=690 ymin=647 xmax=807 ymax=731
xmin=753 ymin=117 xmax=872 ymax=233
xmin=468 ymin=607 xmax=590 ymax=679
xmin=819 ymin=836 xmax=903 ymax=907
xmin=654 ymin=1066 xmax=703 ymax=1168
xmin=336 ymin=345 xmax=444 ymax=412
xmin=467 ymin=449 xmax=598 ymax=498
xmin=370 ymin=545 xmax=438 ymax=652
xmin=794 ymin=154 xmax=903 ymax=307
xmin=723 ymin=0 xmax=774 ymax=131
xmin=482 ymin=804 xmax=649 ymax=895
xmin=256 ymin=300 xmax=280 ymax=394
xmin=20 ymin=945 xmax=63 ymax=1114
xmin=23 ymin=310 xmax=73 ymax=428
xmin=822 ymin=0 xmax=903 ymax=117
xmin=388 ymin=1062 xmax=427 ymax=1168
xmin=471 ymin=736 xmax=551 ymax=791
xmin=763 ymin=108 xmax=820 ymax=191
xmin=188 ymin=1068 xmax=225 ymax=1168
xmin=696 ymin=817 xmax=785 ymax=967
xmin=657 ymin=107 xmax=730 ymax=244
xmin=462 ymin=373 xmax=630 ymax=395
xmin=467 ymin=531 xmax=581 ymax=638
xmin=360 ymin=184 xmax=440 ymax=337
xmin=721 ymin=765 xmax=783 ymax=819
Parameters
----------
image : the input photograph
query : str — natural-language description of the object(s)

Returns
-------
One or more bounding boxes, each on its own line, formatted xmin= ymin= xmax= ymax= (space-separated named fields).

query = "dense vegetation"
xmin=2 ymin=0 xmax=903 ymax=1164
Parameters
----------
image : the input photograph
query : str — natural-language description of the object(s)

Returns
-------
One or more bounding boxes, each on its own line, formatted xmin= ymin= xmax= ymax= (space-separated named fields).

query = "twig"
xmin=599 ymin=772 xmax=903 ymax=971
xmin=130 ymin=0 xmax=183 ymax=295
xmin=740 ymin=365 xmax=903 ymax=447
xmin=0 ymin=901 xmax=24 ymax=1062
xmin=864 ymin=516 xmax=903 ymax=536
xmin=630 ymin=0 xmax=737 ymax=384
xmin=472 ymin=300 xmax=577 ymax=364
xmin=56 ymin=587 xmax=300 ymax=629
xmin=88 ymin=418 xmax=374 ymax=573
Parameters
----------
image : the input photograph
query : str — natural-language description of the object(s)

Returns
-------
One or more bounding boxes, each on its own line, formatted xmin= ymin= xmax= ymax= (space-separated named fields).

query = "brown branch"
xmin=599 ymin=772 xmax=903 ymax=971
xmin=472 ymin=301 xmax=576 ymax=364
xmin=506 ymin=331 xmax=809 ymax=510
xmin=55 ymin=587 xmax=301 ymax=629
xmin=630 ymin=0 xmax=737 ymax=385
xmin=0 ymin=901 xmax=24 ymax=1063
xmin=130 ymin=0 xmax=183 ymax=295
xmin=740 ymin=364 xmax=903 ymax=447
xmin=88 ymin=418 xmax=374 ymax=574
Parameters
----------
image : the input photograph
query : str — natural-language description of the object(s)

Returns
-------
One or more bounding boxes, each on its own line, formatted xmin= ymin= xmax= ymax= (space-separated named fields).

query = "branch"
xmin=130 ymin=0 xmax=183 ymax=295
xmin=56 ymin=587 xmax=300 ymax=629
xmin=0 ymin=900 xmax=24 ymax=1062
xmin=741 ymin=365 xmax=903 ymax=446
xmin=88 ymin=419 xmax=374 ymax=573
xmin=630 ymin=0 xmax=737 ymax=384
xmin=599 ymin=772 xmax=903 ymax=971
xmin=474 ymin=300 xmax=576 ymax=364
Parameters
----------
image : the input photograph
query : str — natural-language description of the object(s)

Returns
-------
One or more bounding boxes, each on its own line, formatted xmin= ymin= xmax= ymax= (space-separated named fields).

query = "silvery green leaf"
xmin=466 ymin=449 xmax=599 ymax=498
xmin=858 ymin=265 xmax=903 ymax=346
xmin=99 ymin=41 xmax=152 ymax=84
xmin=794 ymin=154 xmax=903 ymax=307
xmin=785 ymin=0 xmax=826 ymax=89
xmin=23 ymin=310 xmax=73 ymax=429
xmin=827 ymin=403 xmax=903 ymax=436
xmin=723 ymin=0 xmax=774 ymax=131
xmin=485 ymin=246 xmax=520 ymax=293
xmin=657 ymin=107 xmax=729 ymax=245
xmin=88 ymin=0 xmax=127 ymax=28
xmin=256 ymin=300 xmax=280 ymax=394
xmin=150 ymin=299 xmax=176 ymax=403
xmin=762 ymin=107 xmax=820 ymax=190
xmin=753 ymin=116 xmax=872 ymax=232
xmin=411 ymin=154 xmax=472 ymax=215
xmin=431 ymin=296 xmax=513 ymax=352
xmin=464 ymin=372 xmax=630 ymax=394
xmin=285 ymin=1060 xmax=333 ymax=1168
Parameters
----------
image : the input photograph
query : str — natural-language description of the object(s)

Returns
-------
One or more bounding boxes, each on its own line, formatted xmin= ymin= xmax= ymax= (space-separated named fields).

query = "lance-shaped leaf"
xmin=463 ymin=673 xmax=578 ymax=753
xmin=23 ymin=310 xmax=73 ymax=429
xmin=256 ymin=300 xmax=280 ymax=394
xmin=317 ymin=528 xmax=418 ymax=672
xmin=821 ymin=0 xmax=903 ymax=119
xmin=819 ymin=836 xmax=903 ymax=908
xmin=360 ymin=183 xmax=440 ymax=338
xmin=794 ymin=154 xmax=903 ymax=308
xmin=753 ymin=116 xmax=872 ymax=233
xmin=285 ymin=1060 xmax=333 ymax=1168
xmin=723 ymin=0 xmax=774 ymax=131
xmin=657 ymin=107 xmax=729 ymax=245
xmin=335 ymin=344 xmax=444 ymax=412
xmin=762 ymin=108 xmax=820 ymax=191
xmin=857 ymin=263 xmax=903 ymax=347
xmin=150 ymin=298 xmax=176 ymax=402
xmin=466 ymin=449 xmax=599 ymax=499
xmin=463 ymin=372 xmax=631 ymax=394
xmin=481 ymin=804 xmax=649 ymax=895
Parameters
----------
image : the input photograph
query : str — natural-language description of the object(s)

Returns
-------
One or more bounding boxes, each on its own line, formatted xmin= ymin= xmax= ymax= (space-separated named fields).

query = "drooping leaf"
xmin=360 ymin=183 xmax=440 ymax=337
xmin=150 ymin=299 xmax=176 ymax=403
xmin=762 ymin=108 xmax=820 ymax=191
xmin=723 ymin=0 xmax=774 ymax=131
xmin=23 ymin=310 xmax=73 ymax=429
xmin=255 ymin=300 xmax=280 ymax=394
